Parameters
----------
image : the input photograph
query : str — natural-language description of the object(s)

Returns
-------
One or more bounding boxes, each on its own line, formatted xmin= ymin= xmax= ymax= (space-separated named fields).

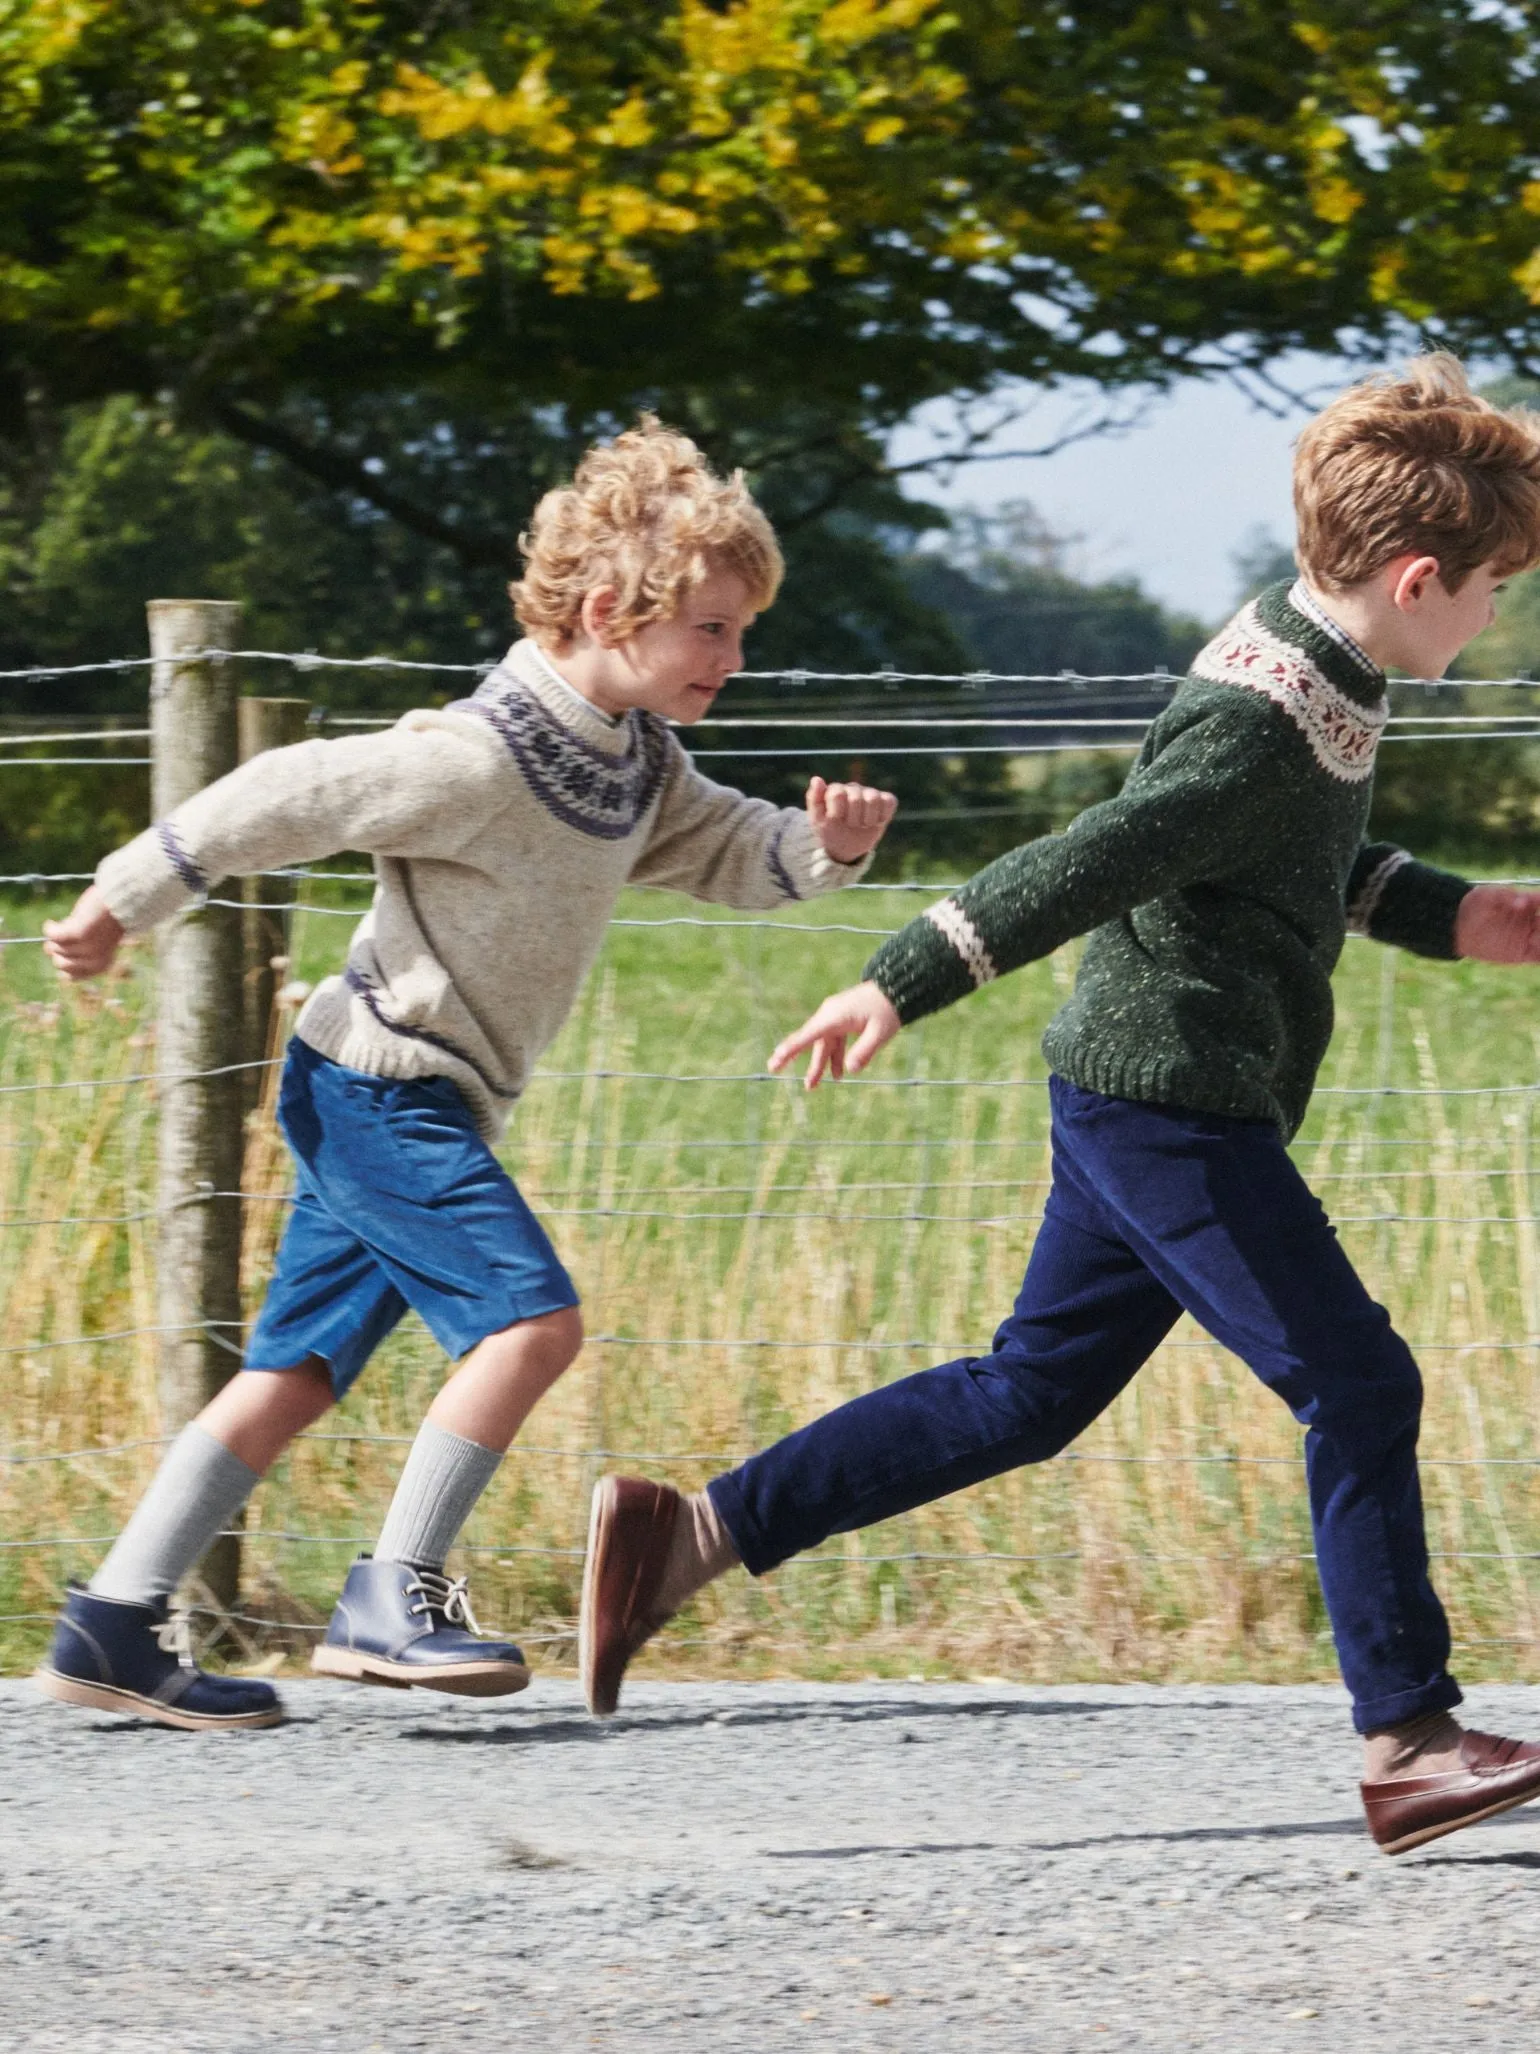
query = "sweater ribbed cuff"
xmin=1370 ymin=860 xmax=1472 ymax=961
xmin=864 ymin=916 xmax=977 ymax=1025
xmin=772 ymin=815 xmax=873 ymax=900
xmin=95 ymin=825 xmax=202 ymax=933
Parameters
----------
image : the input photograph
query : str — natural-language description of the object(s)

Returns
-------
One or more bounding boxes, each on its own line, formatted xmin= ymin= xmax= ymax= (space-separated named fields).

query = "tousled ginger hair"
xmin=511 ymin=416 xmax=783 ymax=643
xmin=1294 ymin=353 xmax=1540 ymax=593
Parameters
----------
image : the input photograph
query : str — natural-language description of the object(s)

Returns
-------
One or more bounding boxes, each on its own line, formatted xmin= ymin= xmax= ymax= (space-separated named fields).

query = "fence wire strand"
xmin=3 ymin=648 xmax=1540 ymax=686
xmin=6 ymin=649 xmax=1540 ymax=1651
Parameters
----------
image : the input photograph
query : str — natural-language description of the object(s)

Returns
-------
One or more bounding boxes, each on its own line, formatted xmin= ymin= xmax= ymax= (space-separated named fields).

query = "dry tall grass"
xmin=3 ymin=878 xmax=1538 ymax=1689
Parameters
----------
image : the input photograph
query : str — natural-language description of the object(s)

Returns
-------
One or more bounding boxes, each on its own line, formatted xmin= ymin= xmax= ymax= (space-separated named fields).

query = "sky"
xmin=891 ymin=352 xmax=1360 ymax=625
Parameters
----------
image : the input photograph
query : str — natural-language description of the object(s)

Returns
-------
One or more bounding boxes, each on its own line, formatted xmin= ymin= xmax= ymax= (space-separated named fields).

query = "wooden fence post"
xmin=237 ymin=698 xmax=310 ymax=1115
xmin=148 ymin=599 xmax=245 ymax=1614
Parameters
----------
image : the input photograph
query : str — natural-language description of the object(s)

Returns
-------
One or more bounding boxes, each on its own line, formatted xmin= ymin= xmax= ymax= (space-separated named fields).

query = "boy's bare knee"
xmin=292 ymin=1355 xmax=338 ymax=1409
xmin=200 ymin=1356 xmax=334 ymax=1472
xmin=531 ymin=1303 xmax=584 ymax=1368
xmin=262 ymin=1355 xmax=332 ymax=1390
xmin=233 ymin=1358 xmax=335 ymax=1433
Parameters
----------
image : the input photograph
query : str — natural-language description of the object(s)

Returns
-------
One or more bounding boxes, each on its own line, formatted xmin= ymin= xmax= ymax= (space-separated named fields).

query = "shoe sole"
xmin=309 ymin=1645 xmax=530 ymax=1697
xmin=578 ymin=1477 xmax=615 ymax=1718
xmin=33 ymin=1666 xmax=283 ymax=1731
xmin=1377 ymin=1780 xmax=1540 ymax=1855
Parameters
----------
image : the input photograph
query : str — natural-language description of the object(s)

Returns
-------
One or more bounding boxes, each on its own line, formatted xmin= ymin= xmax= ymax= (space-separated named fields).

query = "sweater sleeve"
xmin=628 ymin=734 xmax=870 ymax=906
xmin=94 ymin=713 xmax=507 ymax=934
xmin=864 ymin=709 xmax=1264 ymax=1024
xmin=1345 ymin=842 xmax=1472 ymax=959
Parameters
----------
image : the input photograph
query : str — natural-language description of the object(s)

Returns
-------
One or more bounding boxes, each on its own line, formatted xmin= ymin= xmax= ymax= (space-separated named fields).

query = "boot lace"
xmin=153 ymin=1610 xmax=195 ymax=1666
xmin=406 ymin=1569 xmax=487 ymax=1638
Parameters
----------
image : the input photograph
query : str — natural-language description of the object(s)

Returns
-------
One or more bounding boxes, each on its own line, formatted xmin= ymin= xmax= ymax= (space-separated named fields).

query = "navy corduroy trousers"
xmin=709 ymin=1076 xmax=1460 ymax=1733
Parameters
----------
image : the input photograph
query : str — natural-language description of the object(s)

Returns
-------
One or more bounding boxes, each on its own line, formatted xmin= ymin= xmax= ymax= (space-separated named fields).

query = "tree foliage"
xmin=0 ymin=388 xmax=1219 ymax=874
xmin=7 ymin=4 xmax=1540 ymax=871
xmin=0 ymin=389 xmax=976 ymax=699
xmin=3 ymin=0 xmax=1540 ymax=556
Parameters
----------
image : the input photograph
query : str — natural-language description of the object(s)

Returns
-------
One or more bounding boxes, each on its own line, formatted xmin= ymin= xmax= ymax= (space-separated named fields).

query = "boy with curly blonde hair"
xmin=35 ymin=419 xmax=896 ymax=1729
xmin=585 ymin=360 xmax=1540 ymax=1855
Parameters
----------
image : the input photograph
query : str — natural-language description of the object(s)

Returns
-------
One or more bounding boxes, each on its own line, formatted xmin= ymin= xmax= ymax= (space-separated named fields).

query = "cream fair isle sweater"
xmin=96 ymin=639 xmax=868 ymax=1137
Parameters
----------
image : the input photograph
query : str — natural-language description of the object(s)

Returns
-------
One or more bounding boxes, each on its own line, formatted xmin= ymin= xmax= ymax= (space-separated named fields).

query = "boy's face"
xmin=1385 ymin=556 xmax=1507 ymax=677
xmin=591 ymin=569 xmax=758 ymax=724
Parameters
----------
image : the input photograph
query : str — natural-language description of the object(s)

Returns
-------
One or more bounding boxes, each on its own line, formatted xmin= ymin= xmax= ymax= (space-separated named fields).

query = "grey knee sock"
xmin=374 ymin=1422 xmax=502 ymax=1571
xmin=90 ymin=1424 xmax=260 ymax=1606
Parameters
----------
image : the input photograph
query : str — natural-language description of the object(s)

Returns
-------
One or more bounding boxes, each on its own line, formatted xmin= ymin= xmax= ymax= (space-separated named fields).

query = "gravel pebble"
xmin=6 ymin=1678 xmax=1540 ymax=2051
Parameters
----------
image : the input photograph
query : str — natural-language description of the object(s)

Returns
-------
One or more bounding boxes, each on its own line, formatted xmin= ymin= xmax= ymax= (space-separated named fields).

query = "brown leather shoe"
xmin=1362 ymin=1728 xmax=1540 ymax=1854
xmin=579 ymin=1476 xmax=681 ymax=1718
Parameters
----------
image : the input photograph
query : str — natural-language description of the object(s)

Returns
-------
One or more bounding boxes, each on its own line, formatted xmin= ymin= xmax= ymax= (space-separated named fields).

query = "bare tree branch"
xmin=205 ymin=396 xmax=516 ymax=572
xmin=886 ymin=389 xmax=1154 ymax=483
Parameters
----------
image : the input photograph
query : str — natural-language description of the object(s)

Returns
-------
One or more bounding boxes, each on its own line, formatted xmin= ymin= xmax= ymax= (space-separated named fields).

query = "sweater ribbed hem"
xmin=293 ymin=981 xmax=511 ymax=1141
xmin=1041 ymin=1035 xmax=1297 ymax=1138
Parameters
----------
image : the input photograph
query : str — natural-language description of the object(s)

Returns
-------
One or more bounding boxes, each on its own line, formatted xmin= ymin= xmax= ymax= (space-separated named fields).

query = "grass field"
xmin=3 ymin=857 xmax=1539 ymax=1689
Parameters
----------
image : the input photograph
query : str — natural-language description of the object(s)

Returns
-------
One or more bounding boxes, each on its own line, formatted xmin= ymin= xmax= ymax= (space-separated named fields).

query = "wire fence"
xmin=4 ymin=646 xmax=1540 ymax=1675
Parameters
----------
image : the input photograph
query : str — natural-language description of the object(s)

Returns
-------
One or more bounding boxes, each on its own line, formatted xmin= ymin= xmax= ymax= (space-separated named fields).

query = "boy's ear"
xmin=1389 ymin=554 xmax=1443 ymax=611
xmin=579 ymin=584 xmax=624 ymax=646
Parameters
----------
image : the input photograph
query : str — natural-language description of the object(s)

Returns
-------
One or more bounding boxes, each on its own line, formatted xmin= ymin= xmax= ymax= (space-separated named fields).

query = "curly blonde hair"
xmin=1295 ymin=354 xmax=1540 ymax=592
xmin=511 ymin=417 xmax=784 ymax=643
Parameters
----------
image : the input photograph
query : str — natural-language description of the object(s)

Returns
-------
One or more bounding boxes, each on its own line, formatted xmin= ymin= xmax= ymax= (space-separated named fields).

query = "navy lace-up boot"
xmin=35 ymin=1585 xmax=283 ymax=1730
xmin=312 ymin=1555 xmax=531 ymax=1696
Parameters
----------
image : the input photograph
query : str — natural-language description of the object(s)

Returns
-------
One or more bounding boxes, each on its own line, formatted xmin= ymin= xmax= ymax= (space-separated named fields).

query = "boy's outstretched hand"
xmin=1455 ymin=883 xmax=1540 ymax=963
xmin=806 ymin=775 xmax=898 ymax=865
xmin=43 ymin=885 xmax=124 ymax=981
xmin=768 ymin=979 xmax=901 ymax=1090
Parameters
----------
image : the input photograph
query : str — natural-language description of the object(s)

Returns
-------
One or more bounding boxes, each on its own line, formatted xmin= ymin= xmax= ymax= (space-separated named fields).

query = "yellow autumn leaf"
xmin=597 ymin=93 xmax=654 ymax=148
xmin=9 ymin=0 xmax=106 ymax=68
xmin=1310 ymin=176 xmax=1363 ymax=225
xmin=1514 ymin=247 xmax=1540 ymax=306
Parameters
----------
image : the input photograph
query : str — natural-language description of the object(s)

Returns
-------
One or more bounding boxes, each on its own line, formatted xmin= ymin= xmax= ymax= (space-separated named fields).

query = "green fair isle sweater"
xmin=866 ymin=580 xmax=1472 ymax=1139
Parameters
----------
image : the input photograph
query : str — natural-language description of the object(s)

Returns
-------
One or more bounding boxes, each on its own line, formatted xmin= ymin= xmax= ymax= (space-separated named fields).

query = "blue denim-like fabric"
xmin=244 ymin=1038 xmax=577 ymax=1396
xmin=710 ymin=1075 xmax=1459 ymax=1734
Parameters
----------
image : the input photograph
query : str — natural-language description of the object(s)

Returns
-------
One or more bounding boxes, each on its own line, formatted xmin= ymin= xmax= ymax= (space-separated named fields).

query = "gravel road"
xmin=6 ymin=1676 xmax=1540 ymax=2053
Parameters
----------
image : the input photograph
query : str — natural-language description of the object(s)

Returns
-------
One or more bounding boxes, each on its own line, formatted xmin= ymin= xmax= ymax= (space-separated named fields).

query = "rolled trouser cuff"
xmin=705 ymin=1471 xmax=782 ymax=1579
xmin=1353 ymin=1671 xmax=1464 ymax=1737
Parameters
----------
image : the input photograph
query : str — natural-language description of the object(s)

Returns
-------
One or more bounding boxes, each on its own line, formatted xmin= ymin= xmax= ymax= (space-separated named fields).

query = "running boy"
xmin=583 ymin=358 xmax=1540 ymax=1856
xmin=35 ymin=419 xmax=896 ymax=1730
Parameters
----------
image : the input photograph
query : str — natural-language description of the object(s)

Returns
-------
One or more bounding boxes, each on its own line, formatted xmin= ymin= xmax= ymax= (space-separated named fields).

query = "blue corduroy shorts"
xmin=244 ymin=1038 xmax=577 ymax=1397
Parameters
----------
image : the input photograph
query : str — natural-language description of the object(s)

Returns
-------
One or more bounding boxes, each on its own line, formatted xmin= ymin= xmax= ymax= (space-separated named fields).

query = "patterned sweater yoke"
xmin=96 ymin=638 xmax=868 ymax=1138
xmin=865 ymin=581 xmax=1471 ymax=1138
